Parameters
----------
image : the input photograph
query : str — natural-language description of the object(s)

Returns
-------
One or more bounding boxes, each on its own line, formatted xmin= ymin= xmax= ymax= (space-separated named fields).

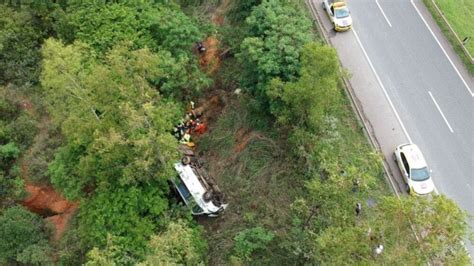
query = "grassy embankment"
xmin=423 ymin=0 xmax=474 ymax=75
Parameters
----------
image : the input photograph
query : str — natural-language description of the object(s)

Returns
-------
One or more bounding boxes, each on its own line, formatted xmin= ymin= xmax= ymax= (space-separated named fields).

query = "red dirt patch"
xmin=193 ymin=93 xmax=226 ymax=126
xmin=23 ymin=184 xmax=78 ymax=241
xmin=45 ymin=210 xmax=77 ymax=241
xmin=200 ymin=37 xmax=220 ymax=75
xmin=234 ymin=128 xmax=253 ymax=153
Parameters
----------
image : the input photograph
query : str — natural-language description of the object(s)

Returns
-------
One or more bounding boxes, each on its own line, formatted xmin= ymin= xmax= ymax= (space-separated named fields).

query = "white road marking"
xmin=352 ymin=27 xmax=440 ymax=196
xmin=375 ymin=0 xmax=392 ymax=27
xmin=352 ymin=28 xmax=412 ymax=143
xmin=410 ymin=0 xmax=473 ymax=97
xmin=428 ymin=91 xmax=454 ymax=133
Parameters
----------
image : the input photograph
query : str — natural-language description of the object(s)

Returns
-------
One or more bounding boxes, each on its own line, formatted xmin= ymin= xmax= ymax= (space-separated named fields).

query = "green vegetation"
xmin=0 ymin=7 xmax=43 ymax=85
xmin=433 ymin=0 xmax=474 ymax=55
xmin=139 ymin=220 xmax=207 ymax=265
xmin=238 ymin=0 xmax=312 ymax=95
xmin=0 ymin=89 xmax=36 ymax=204
xmin=197 ymin=99 xmax=305 ymax=264
xmin=423 ymin=0 xmax=474 ymax=75
xmin=0 ymin=206 xmax=52 ymax=264
xmin=233 ymin=226 xmax=275 ymax=261
xmin=0 ymin=0 xmax=471 ymax=265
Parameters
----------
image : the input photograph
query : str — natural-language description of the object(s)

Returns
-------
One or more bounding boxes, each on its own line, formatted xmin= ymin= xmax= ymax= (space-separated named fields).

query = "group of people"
xmin=173 ymin=102 xmax=207 ymax=146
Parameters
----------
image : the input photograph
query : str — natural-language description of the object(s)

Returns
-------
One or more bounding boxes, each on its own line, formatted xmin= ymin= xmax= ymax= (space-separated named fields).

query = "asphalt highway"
xmin=308 ymin=0 xmax=474 ymax=254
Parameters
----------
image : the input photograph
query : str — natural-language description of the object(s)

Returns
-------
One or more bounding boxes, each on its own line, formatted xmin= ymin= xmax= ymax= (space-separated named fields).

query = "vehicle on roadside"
xmin=170 ymin=146 xmax=228 ymax=217
xmin=394 ymin=143 xmax=435 ymax=195
xmin=322 ymin=0 xmax=353 ymax=32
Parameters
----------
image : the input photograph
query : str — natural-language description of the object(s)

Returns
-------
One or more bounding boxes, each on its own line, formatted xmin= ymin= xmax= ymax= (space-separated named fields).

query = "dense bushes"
xmin=3 ymin=1 xmax=211 ymax=264
xmin=238 ymin=0 xmax=312 ymax=95
xmin=0 ymin=206 xmax=52 ymax=264
xmin=0 ymin=89 xmax=36 ymax=204
xmin=0 ymin=7 xmax=43 ymax=85
xmin=139 ymin=220 xmax=208 ymax=265
xmin=233 ymin=227 xmax=275 ymax=261
xmin=55 ymin=1 xmax=210 ymax=98
xmin=0 ymin=90 xmax=38 ymax=150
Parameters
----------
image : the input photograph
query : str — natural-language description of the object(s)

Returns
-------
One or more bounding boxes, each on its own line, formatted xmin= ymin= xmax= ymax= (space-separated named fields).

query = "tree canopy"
xmin=239 ymin=0 xmax=312 ymax=95
xmin=0 ymin=206 xmax=52 ymax=265
xmin=0 ymin=6 xmax=42 ymax=85
xmin=139 ymin=220 xmax=207 ymax=265
xmin=41 ymin=39 xmax=181 ymax=198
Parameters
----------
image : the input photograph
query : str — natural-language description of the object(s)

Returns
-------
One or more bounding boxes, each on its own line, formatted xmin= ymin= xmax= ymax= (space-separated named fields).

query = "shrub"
xmin=0 ymin=206 xmax=52 ymax=264
xmin=233 ymin=227 xmax=275 ymax=261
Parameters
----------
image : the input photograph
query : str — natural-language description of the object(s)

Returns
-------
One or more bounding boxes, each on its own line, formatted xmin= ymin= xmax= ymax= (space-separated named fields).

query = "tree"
xmin=267 ymin=43 xmax=340 ymax=131
xmin=0 ymin=88 xmax=35 ymax=203
xmin=85 ymin=234 xmax=136 ymax=266
xmin=369 ymin=195 xmax=471 ymax=264
xmin=41 ymin=39 xmax=181 ymax=199
xmin=290 ymin=194 xmax=471 ymax=264
xmin=78 ymin=186 xmax=169 ymax=260
xmin=139 ymin=220 xmax=207 ymax=265
xmin=0 ymin=143 xmax=20 ymax=170
xmin=40 ymin=39 xmax=193 ymax=260
xmin=146 ymin=4 xmax=203 ymax=56
xmin=57 ymin=2 xmax=153 ymax=54
xmin=0 ymin=6 xmax=42 ymax=85
xmin=238 ymin=0 xmax=312 ymax=95
xmin=55 ymin=1 xmax=210 ymax=97
xmin=228 ymin=0 xmax=262 ymax=23
xmin=0 ymin=206 xmax=52 ymax=264
xmin=58 ymin=1 xmax=203 ymax=55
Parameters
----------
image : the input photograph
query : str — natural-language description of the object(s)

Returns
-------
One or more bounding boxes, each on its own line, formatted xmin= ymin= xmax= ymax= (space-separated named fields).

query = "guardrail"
xmin=429 ymin=0 xmax=474 ymax=64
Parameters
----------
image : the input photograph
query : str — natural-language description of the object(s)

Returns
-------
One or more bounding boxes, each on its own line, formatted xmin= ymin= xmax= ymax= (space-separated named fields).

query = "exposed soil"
xmin=194 ymin=92 xmax=227 ymax=124
xmin=23 ymin=184 xmax=78 ymax=241
xmin=199 ymin=0 xmax=232 ymax=75
xmin=234 ymin=127 xmax=253 ymax=153
xmin=45 ymin=209 xmax=77 ymax=241
xmin=199 ymin=37 xmax=221 ymax=75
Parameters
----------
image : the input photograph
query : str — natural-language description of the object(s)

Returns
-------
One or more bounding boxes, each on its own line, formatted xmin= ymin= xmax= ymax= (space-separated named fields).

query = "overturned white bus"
xmin=171 ymin=156 xmax=228 ymax=217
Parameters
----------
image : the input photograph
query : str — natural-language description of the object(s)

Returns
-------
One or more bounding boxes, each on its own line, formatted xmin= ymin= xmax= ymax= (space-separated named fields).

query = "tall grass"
xmin=423 ymin=0 xmax=474 ymax=75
